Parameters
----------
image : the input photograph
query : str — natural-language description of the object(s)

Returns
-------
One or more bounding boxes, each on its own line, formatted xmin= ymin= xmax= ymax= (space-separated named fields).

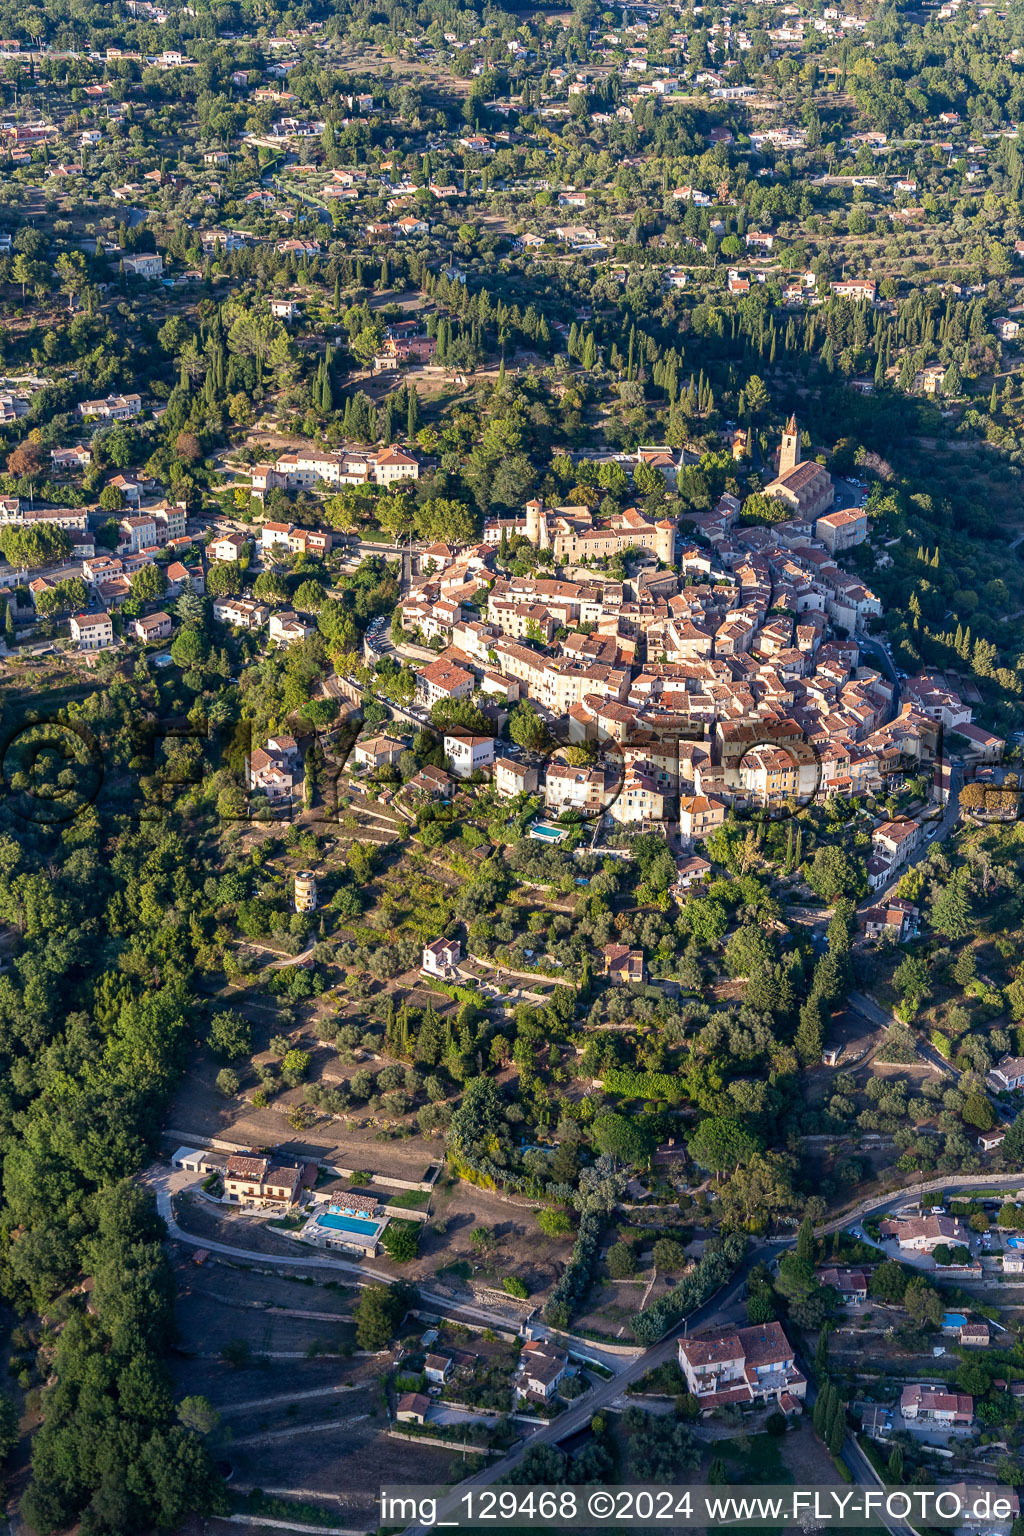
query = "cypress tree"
xmin=827 ymin=1399 xmax=846 ymax=1455
xmin=813 ymin=1380 xmax=833 ymax=1436
xmin=814 ymin=1327 xmax=829 ymax=1377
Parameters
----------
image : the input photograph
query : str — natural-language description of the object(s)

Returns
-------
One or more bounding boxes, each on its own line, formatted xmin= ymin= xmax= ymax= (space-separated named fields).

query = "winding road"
xmin=146 ymin=1162 xmax=1024 ymax=1536
xmin=396 ymin=1172 xmax=1024 ymax=1536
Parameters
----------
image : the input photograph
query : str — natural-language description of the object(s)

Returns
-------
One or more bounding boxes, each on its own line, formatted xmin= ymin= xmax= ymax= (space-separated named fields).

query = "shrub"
xmin=537 ymin=1207 xmax=575 ymax=1237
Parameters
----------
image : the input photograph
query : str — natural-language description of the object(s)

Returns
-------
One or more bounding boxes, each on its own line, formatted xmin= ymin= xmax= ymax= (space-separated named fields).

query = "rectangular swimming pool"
xmin=529 ymin=823 xmax=567 ymax=842
xmin=316 ymin=1213 xmax=380 ymax=1236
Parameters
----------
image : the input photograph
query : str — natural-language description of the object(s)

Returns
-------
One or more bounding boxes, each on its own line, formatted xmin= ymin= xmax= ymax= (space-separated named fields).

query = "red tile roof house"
xmin=602 ymin=943 xmax=646 ymax=984
xmin=395 ymin=1392 xmax=432 ymax=1425
xmin=677 ymin=1321 xmax=806 ymax=1412
xmin=900 ymin=1386 xmax=973 ymax=1426
xmin=422 ymin=937 xmax=461 ymax=976
xmin=415 ymin=657 xmax=474 ymax=708
xmin=245 ymin=746 xmax=295 ymax=802
xmin=878 ymin=1213 xmax=968 ymax=1251
xmin=871 ymin=817 xmax=923 ymax=871
xmin=407 ymin=765 xmax=454 ymax=799
xmin=222 ymin=1153 xmax=312 ymax=1208
xmin=815 ymin=1267 xmax=869 ymax=1304
xmin=861 ymin=898 xmax=919 ymax=943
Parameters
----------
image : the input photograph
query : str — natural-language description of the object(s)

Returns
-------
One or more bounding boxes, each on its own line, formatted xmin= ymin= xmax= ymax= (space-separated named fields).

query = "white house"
xmin=878 ymin=1214 xmax=968 ymax=1251
xmin=677 ymin=1322 xmax=806 ymax=1410
xmin=444 ymin=731 xmax=494 ymax=778
xmin=516 ymin=1342 xmax=569 ymax=1401
xmin=70 ymin=611 xmax=114 ymax=650
xmin=422 ymin=937 xmax=461 ymax=975
xmin=991 ymin=1055 xmax=1024 ymax=1091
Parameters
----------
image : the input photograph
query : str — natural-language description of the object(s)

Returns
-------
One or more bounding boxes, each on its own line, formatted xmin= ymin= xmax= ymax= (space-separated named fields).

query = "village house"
xmin=395 ymin=1393 xmax=432 ymax=1425
xmin=494 ymin=756 xmax=540 ymax=798
xmin=444 ymin=730 xmax=495 ymax=779
xmin=900 ymin=1386 xmax=973 ymax=1426
xmin=816 ymin=1267 xmax=869 ymax=1304
xmin=76 ymin=393 xmax=142 ymax=420
xmin=424 ymin=1353 xmax=453 ymax=1385
xmin=245 ymin=734 xmax=299 ymax=802
xmin=208 ymin=530 xmax=249 ymax=562
xmin=601 ymin=943 xmax=646 ymax=984
xmin=133 ymin=611 xmax=172 ymax=643
xmin=990 ymin=1054 xmax=1024 ymax=1091
xmin=680 ymin=793 xmax=726 ymax=844
xmin=408 ymin=765 xmax=454 ymax=800
xmin=269 ymin=611 xmax=315 ymax=646
xmin=516 ymin=1342 xmax=570 ymax=1401
xmin=815 ymin=508 xmax=867 ymax=556
xmin=861 ymin=898 xmax=919 ymax=944
xmin=222 ymin=1152 xmax=311 ymax=1209
xmin=871 ymin=818 xmax=923 ymax=874
xmin=120 ymin=252 xmax=164 ymax=280
xmin=212 ymin=597 xmax=269 ymax=631
xmin=879 ymin=1214 xmax=969 ymax=1251
xmin=421 ymin=937 xmax=461 ymax=976
xmin=354 ymin=735 xmax=405 ymax=771
xmin=677 ymin=1321 xmax=807 ymax=1410
xmin=416 ymin=658 xmax=475 ymax=708
xmin=70 ymin=611 xmax=114 ymax=650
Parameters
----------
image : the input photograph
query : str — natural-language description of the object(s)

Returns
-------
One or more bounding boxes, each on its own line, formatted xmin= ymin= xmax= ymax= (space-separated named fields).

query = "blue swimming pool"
xmin=529 ymin=823 xmax=567 ymax=842
xmin=316 ymin=1213 xmax=380 ymax=1236
xmin=943 ymin=1312 xmax=967 ymax=1328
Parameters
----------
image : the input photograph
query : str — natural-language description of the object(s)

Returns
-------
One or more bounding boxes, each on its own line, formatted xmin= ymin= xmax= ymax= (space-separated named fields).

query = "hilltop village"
xmin=3 ymin=0 xmax=1024 ymax=1529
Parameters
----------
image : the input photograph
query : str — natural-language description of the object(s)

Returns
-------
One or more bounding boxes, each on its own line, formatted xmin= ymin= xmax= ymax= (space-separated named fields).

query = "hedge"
xmin=630 ymin=1232 xmax=747 ymax=1344
xmin=544 ymin=1212 xmax=603 ymax=1326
